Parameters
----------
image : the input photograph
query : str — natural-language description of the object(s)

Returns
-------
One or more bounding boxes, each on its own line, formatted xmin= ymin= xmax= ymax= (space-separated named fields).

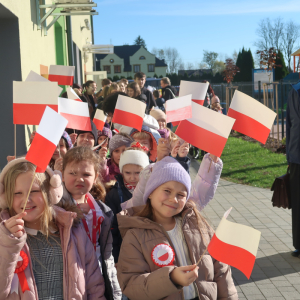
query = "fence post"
xmin=280 ymin=80 xmax=284 ymax=139
xmin=258 ymin=81 xmax=261 ymax=103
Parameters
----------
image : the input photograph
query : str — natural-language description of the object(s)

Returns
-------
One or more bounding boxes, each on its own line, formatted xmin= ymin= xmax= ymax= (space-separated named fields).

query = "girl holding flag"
xmin=117 ymin=156 xmax=237 ymax=300
xmin=0 ymin=158 xmax=106 ymax=299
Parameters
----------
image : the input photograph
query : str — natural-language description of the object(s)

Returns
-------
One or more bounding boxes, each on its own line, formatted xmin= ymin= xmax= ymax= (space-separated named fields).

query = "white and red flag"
xmin=26 ymin=106 xmax=68 ymax=173
xmin=175 ymin=102 xmax=235 ymax=157
xmin=67 ymin=87 xmax=82 ymax=102
xmin=208 ymin=208 xmax=261 ymax=279
xmin=13 ymin=81 xmax=58 ymax=125
xmin=166 ymin=94 xmax=192 ymax=123
xmin=48 ymin=65 xmax=75 ymax=86
xmin=227 ymin=91 xmax=276 ymax=144
xmin=58 ymin=97 xmax=91 ymax=131
xmin=25 ymin=70 xmax=62 ymax=96
xmin=93 ymin=109 xmax=107 ymax=131
xmin=112 ymin=95 xmax=146 ymax=131
xmin=179 ymin=80 xmax=209 ymax=106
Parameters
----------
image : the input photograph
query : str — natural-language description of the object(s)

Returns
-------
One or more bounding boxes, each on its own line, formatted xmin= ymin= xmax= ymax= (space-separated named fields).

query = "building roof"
xmin=291 ymin=48 xmax=300 ymax=56
xmin=96 ymin=45 xmax=167 ymax=72
xmin=178 ymin=69 xmax=213 ymax=77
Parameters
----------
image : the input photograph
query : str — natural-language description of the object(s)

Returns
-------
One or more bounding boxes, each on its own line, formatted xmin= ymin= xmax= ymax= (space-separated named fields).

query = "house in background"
xmin=95 ymin=45 xmax=167 ymax=78
xmin=178 ymin=69 xmax=213 ymax=77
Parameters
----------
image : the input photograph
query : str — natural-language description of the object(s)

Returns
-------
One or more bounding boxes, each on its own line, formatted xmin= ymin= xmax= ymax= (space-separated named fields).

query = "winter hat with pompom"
xmin=143 ymin=156 xmax=191 ymax=203
xmin=0 ymin=158 xmax=63 ymax=209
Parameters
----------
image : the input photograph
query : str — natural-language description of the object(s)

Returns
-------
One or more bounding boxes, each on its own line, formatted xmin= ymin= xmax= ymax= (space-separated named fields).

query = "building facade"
xmin=0 ymin=0 xmax=96 ymax=168
xmin=96 ymin=45 xmax=167 ymax=78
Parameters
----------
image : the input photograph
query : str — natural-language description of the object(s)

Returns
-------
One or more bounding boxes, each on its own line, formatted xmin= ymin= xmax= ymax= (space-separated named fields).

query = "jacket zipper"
xmin=181 ymin=211 xmax=201 ymax=299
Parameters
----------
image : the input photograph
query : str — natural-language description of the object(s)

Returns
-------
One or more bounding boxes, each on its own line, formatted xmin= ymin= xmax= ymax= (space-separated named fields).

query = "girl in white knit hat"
xmin=105 ymin=142 xmax=150 ymax=264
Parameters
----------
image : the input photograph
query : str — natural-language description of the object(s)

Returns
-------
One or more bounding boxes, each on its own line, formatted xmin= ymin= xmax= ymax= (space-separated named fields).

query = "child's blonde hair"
xmin=3 ymin=161 xmax=56 ymax=235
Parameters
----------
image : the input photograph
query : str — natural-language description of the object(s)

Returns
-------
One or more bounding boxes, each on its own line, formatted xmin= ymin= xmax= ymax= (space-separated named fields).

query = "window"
xmin=139 ymin=56 xmax=146 ymax=60
xmin=148 ymin=64 xmax=155 ymax=72
xmin=110 ymin=59 xmax=114 ymax=63
xmin=134 ymin=65 xmax=140 ymax=72
xmin=103 ymin=65 xmax=111 ymax=74
xmin=114 ymin=65 xmax=121 ymax=73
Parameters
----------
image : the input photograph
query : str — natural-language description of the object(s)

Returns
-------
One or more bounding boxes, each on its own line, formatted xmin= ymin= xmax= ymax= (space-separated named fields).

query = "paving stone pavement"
xmin=190 ymin=159 xmax=300 ymax=300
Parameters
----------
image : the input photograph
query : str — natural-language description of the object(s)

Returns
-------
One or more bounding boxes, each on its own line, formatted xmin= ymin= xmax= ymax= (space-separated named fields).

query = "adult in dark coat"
xmin=134 ymin=72 xmax=156 ymax=113
xmin=105 ymin=174 xmax=132 ymax=263
xmin=286 ymin=81 xmax=300 ymax=256
xmin=161 ymin=77 xmax=177 ymax=101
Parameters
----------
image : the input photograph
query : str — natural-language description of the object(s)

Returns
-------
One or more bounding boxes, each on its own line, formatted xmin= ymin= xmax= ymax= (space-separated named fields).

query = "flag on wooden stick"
xmin=66 ymin=87 xmax=82 ymax=102
xmin=48 ymin=65 xmax=75 ymax=86
xmin=166 ymin=94 xmax=192 ymax=123
xmin=112 ymin=95 xmax=146 ymax=131
xmin=227 ymin=91 xmax=276 ymax=144
xmin=175 ymin=102 xmax=235 ymax=157
xmin=25 ymin=70 xmax=62 ymax=96
xmin=13 ymin=81 xmax=58 ymax=125
xmin=26 ymin=107 xmax=68 ymax=173
xmin=207 ymin=208 xmax=261 ymax=279
xmin=179 ymin=80 xmax=209 ymax=105
xmin=58 ymin=97 xmax=91 ymax=131
xmin=93 ymin=109 xmax=107 ymax=131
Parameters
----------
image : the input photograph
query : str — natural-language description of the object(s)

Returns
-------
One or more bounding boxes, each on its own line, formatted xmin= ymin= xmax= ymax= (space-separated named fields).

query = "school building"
xmin=95 ymin=45 xmax=168 ymax=79
xmin=0 ymin=0 xmax=98 ymax=168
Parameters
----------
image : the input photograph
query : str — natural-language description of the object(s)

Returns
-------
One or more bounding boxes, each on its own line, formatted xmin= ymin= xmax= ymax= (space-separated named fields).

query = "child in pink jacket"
xmin=0 ymin=158 xmax=106 ymax=300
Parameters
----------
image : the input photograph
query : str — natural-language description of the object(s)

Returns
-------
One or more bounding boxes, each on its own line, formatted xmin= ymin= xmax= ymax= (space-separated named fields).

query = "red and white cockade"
xmin=11 ymin=251 xmax=30 ymax=295
xmin=151 ymin=244 xmax=175 ymax=267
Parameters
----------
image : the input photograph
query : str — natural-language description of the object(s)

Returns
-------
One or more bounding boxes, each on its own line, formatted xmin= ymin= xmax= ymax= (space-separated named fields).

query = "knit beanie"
xmin=76 ymin=120 xmax=98 ymax=145
xmin=98 ymin=127 xmax=112 ymax=139
xmin=150 ymin=109 xmax=166 ymax=122
xmin=61 ymin=131 xmax=73 ymax=150
xmin=119 ymin=150 xmax=149 ymax=173
xmin=109 ymin=133 xmax=134 ymax=153
xmin=143 ymin=156 xmax=191 ymax=203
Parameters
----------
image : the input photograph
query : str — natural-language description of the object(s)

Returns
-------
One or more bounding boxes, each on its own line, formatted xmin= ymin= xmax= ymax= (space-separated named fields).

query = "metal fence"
xmin=211 ymin=80 xmax=299 ymax=143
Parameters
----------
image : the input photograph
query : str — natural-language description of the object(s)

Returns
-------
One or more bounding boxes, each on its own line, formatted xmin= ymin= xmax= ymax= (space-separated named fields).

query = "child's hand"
xmin=178 ymin=142 xmax=189 ymax=158
xmin=171 ymin=140 xmax=181 ymax=158
xmin=209 ymin=154 xmax=218 ymax=163
xmin=170 ymin=264 xmax=199 ymax=287
xmin=69 ymin=133 xmax=78 ymax=145
xmin=54 ymin=157 xmax=63 ymax=172
xmin=98 ymin=147 xmax=108 ymax=161
xmin=157 ymin=138 xmax=171 ymax=161
xmin=29 ymin=131 xmax=36 ymax=144
xmin=4 ymin=212 xmax=27 ymax=238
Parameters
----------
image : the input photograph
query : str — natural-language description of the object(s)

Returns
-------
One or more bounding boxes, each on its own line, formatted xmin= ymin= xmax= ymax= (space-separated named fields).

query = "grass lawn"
xmin=199 ymin=136 xmax=288 ymax=189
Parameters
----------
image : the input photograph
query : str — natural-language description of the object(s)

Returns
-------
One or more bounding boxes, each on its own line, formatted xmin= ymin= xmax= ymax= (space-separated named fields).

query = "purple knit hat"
xmin=98 ymin=127 xmax=112 ymax=139
xmin=143 ymin=156 xmax=191 ymax=203
xmin=61 ymin=131 xmax=73 ymax=150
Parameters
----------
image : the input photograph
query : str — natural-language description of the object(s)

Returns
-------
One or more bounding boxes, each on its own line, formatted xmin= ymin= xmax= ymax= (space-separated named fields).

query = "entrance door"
xmin=0 ymin=4 xmax=26 ymax=168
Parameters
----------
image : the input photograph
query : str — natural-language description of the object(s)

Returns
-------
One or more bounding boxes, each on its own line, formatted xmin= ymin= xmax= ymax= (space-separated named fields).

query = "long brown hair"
xmin=127 ymin=82 xmax=141 ymax=98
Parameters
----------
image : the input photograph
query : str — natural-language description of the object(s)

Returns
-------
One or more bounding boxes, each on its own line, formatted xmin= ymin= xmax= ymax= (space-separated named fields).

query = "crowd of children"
xmin=0 ymin=75 xmax=237 ymax=300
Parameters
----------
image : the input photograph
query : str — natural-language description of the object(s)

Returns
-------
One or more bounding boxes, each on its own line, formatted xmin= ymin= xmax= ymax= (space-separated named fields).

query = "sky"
xmin=92 ymin=0 xmax=300 ymax=68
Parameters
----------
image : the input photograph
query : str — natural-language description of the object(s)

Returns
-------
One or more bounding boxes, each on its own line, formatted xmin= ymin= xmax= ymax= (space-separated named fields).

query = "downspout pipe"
xmin=90 ymin=15 xmax=96 ymax=71
xmin=66 ymin=16 xmax=74 ymax=67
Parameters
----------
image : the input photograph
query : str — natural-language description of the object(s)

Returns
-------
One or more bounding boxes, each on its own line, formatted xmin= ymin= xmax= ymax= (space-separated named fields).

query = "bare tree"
xmin=164 ymin=47 xmax=181 ymax=73
xmin=232 ymin=50 xmax=238 ymax=63
xmin=202 ymin=50 xmax=218 ymax=69
xmin=282 ymin=21 xmax=300 ymax=71
xmin=186 ymin=62 xmax=194 ymax=70
xmin=198 ymin=62 xmax=209 ymax=69
xmin=255 ymin=18 xmax=284 ymax=51
xmin=178 ymin=59 xmax=185 ymax=71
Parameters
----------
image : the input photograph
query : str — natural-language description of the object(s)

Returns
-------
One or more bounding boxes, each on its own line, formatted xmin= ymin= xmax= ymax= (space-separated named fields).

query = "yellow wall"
xmin=100 ymin=53 xmax=125 ymax=78
xmin=1 ymin=0 xmax=94 ymax=81
xmin=130 ymin=47 xmax=156 ymax=76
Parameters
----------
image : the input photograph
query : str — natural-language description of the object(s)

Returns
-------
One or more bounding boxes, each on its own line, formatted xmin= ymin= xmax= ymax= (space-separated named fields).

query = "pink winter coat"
xmin=0 ymin=206 xmax=106 ymax=300
xmin=101 ymin=158 xmax=120 ymax=183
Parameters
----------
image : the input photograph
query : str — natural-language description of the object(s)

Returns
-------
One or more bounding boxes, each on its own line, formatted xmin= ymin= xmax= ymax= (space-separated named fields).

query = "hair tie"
xmin=132 ymin=142 xmax=149 ymax=152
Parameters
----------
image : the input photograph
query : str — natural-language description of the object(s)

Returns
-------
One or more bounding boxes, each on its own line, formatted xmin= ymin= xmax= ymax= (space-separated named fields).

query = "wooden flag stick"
xmin=196 ymin=248 xmax=208 ymax=265
xmin=14 ymin=124 xmax=17 ymax=158
xmin=22 ymin=166 xmax=37 ymax=213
